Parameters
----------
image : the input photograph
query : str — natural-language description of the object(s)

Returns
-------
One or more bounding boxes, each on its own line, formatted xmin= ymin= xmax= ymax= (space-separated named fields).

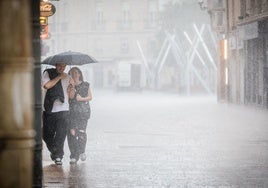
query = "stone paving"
xmin=43 ymin=90 xmax=268 ymax=188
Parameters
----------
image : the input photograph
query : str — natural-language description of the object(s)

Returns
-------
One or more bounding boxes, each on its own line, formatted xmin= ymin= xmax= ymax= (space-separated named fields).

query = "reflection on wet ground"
xmin=43 ymin=90 xmax=268 ymax=188
xmin=43 ymin=162 xmax=90 ymax=188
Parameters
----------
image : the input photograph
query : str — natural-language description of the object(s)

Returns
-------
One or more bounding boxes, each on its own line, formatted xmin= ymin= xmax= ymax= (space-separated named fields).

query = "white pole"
xmin=193 ymin=23 xmax=217 ymax=70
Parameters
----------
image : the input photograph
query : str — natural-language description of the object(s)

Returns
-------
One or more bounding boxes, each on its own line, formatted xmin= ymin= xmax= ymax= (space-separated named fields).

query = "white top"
xmin=41 ymin=70 xmax=70 ymax=112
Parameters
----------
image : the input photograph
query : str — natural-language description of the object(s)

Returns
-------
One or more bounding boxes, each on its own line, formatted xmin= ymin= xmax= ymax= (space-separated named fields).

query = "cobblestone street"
xmin=43 ymin=90 xmax=268 ymax=188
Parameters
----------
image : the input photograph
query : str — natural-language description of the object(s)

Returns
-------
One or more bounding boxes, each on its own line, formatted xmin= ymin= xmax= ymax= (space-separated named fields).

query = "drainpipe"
xmin=0 ymin=0 xmax=35 ymax=187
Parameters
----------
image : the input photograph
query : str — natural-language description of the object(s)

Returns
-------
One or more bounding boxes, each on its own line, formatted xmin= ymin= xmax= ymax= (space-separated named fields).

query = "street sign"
xmin=40 ymin=2 xmax=56 ymax=17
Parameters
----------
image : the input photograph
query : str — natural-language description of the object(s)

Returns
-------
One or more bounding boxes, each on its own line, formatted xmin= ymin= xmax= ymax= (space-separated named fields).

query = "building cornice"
xmin=237 ymin=12 xmax=268 ymax=26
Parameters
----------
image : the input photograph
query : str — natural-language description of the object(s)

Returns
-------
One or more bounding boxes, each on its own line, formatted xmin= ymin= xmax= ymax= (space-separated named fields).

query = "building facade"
xmin=42 ymin=0 xmax=160 ymax=90
xmin=204 ymin=0 xmax=268 ymax=108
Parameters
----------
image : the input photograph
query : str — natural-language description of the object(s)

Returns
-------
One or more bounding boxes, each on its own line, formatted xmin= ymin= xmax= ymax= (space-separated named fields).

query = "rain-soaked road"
xmin=43 ymin=89 xmax=268 ymax=188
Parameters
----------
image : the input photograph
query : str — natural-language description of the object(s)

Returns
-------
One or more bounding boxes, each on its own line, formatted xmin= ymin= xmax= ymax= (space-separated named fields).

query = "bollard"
xmin=0 ymin=0 xmax=35 ymax=187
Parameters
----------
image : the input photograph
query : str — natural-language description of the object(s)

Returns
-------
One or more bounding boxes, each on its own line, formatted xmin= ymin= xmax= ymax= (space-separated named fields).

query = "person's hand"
xmin=59 ymin=73 xmax=67 ymax=79
xmin=76 ymin=94 xmax=83 ymax=101
xmin=70 ymin=129 xmax=75 ymax=136
xmin=68 ymin=84 xmax=73 ymax=89
xmin=69 ymin=77 xmax=75 ymax=85
xmin=67 ymin=84 xmax=75 ymax=93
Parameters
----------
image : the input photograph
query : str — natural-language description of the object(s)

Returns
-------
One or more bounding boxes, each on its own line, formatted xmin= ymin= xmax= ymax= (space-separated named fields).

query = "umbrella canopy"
xmin=42 ymin=51 xmax=98 ymax=66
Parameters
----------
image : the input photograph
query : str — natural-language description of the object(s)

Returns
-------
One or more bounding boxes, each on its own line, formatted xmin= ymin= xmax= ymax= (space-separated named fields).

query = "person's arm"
xmin=43 ymin=73 xmax=67 ymax=90
xmin=76 ymin=87 xmax=92 ymax=102
xmin=67 ymin=77 xmax=76 ymax=99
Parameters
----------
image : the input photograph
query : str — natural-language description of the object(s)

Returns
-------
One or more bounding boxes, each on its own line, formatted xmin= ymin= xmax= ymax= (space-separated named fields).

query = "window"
xmin=122 ymin=1 xmax=130 ymax=28
xmin=96 ymin=2 xmax=104 ymax=25
xmin=148 ymin=1 xmax=157 ymax=27
xmin=211 ymin=11 xmax=224 ymax=32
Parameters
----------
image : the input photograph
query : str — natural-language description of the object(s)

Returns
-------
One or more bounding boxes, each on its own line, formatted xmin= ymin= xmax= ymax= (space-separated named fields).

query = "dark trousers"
xmin=67 ymin=118 xmax=88 ymax=160
xmin=42 ymin=111 xmax=69 ymax=159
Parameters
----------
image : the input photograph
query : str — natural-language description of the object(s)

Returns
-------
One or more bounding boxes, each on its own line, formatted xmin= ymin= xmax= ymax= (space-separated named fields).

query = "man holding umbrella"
xmin=42 ymin=51 xmax=97 ymax=165
xmin=42 ymin=62 xmax=75 ymax=165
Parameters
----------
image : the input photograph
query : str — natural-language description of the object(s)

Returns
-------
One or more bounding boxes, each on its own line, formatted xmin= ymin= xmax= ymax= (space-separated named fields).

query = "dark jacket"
xmin=44 ymin=68 xmax=64 ymax=113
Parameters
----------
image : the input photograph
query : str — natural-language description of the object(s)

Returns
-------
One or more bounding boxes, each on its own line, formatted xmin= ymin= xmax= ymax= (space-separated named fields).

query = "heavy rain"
xmin=1 ymin=0 xmax=268 ymax=188
xmin=39 ymin=0 xmax=268 ymax=187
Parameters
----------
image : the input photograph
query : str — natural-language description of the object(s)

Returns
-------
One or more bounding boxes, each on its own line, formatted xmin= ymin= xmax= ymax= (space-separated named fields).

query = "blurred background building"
xmin=41 ymin=0 xmax=216 ymax=94
xmin=42 ymin=0 xmax=160 ymax=91
xmin=201 ymin=0 xmax=268 ymax=108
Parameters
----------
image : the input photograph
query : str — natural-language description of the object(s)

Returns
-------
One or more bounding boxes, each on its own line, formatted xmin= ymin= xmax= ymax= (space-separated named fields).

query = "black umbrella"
xmin=42 ymin=51 xmax=98 ymax=65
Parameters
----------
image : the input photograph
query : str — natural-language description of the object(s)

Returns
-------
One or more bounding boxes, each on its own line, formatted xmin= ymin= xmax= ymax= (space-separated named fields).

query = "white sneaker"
xmin=54 ymin=158 xmax=62 ymax=165
xmin=69 ymin=158 xmax=77 ymax=164
xmin=80 ymin=153 xmax=87 ymax=161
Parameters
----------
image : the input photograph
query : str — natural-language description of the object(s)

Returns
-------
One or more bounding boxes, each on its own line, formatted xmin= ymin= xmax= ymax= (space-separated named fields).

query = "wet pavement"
xmin=43 ymin=90 xmax=268 ymax=188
